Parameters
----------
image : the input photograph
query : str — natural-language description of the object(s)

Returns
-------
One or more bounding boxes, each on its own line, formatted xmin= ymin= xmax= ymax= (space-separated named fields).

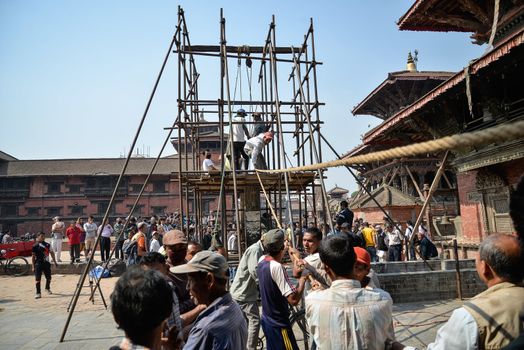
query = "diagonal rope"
xmin=257 ymin=119 xmax=524 ymax=174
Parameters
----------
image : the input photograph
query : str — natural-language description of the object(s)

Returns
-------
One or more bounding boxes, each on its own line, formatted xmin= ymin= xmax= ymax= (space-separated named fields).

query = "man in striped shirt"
xmin=258 ymin=229 xmax=308 ymax=350
xmin=305 ymin=236 xmax=394 ymax=350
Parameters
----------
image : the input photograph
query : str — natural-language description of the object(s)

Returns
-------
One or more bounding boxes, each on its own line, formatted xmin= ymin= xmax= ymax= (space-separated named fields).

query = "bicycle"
xmin=0 ymin=249 xmax=30 ymax=276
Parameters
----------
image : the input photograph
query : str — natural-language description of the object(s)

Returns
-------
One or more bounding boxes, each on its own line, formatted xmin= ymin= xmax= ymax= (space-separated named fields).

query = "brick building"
xmin=0 ymin=151 xmax=188 ymax=236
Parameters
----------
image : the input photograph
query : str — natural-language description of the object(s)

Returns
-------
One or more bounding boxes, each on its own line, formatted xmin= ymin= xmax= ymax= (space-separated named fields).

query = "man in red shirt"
xmin=66 ymin=220 xmax=82 ymax=264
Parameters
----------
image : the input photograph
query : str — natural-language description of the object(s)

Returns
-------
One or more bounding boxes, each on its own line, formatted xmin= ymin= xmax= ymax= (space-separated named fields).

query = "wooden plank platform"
xmin=175 ymin=171 xmax=317 ymax=192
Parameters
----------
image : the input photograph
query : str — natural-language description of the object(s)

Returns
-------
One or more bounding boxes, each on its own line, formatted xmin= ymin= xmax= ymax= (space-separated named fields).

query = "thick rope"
xmin=257 ymin=119 xmax=524 ymax=174
xmin=486 ymin=0 xmax=501 ymax=51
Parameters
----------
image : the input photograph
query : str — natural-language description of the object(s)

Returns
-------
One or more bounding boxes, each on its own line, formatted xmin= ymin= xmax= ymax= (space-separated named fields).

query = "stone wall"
xmin=373 ymin=259 xmax=485 ymax=303
xmin=378 ymin=269 xmax=485 ymax=303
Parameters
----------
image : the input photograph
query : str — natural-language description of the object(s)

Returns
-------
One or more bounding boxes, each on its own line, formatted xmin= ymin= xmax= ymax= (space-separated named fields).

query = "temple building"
xmin=347 ymin=0 xmax=524 ymax=244
xmin=347 ymin=56 xmax=458 ymax=236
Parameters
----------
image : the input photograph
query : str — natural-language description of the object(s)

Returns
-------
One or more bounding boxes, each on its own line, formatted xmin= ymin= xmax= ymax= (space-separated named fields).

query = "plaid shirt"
xmin=305 ymin=279 xmax=394 ymax=350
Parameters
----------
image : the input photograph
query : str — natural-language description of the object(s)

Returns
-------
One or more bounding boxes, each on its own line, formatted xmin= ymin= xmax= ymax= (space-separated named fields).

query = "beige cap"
xmin=170 ymin=251 xmax=228 ymax=278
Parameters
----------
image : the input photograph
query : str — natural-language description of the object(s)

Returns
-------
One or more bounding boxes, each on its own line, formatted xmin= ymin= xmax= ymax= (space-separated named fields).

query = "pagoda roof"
xmin=352 ymin=70 xmax=454 ymax=120
xmin=327 ymin=185 xmax=349 ymax=195
xmin=361 ymin=28 xmax=524 ymax=145
xmin=350 ymin=184 xmax=422 ymax=209
xmin=398 ymin=0 xmax=524 ymax=45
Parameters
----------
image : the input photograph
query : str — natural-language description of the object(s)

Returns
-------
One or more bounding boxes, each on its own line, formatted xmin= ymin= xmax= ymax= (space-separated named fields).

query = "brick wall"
xmin=457 ymin=170 xmax=485 ymax=242
xmin=353 ymin=206 xmax=419 ymax=227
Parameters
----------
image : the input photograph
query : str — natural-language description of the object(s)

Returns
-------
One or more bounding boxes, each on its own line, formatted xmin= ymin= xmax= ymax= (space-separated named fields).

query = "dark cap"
xmin=261 ymin=229 xmax=285 ymax=251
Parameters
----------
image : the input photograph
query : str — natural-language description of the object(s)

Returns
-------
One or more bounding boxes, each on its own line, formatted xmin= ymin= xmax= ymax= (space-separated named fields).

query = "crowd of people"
xmin=103 ymin=175 xmax=524 ymax=350
xmin=326 ymin=200 xmax=438 ymax=263
xmin=19 ymin=174 xmax=524 ymax=349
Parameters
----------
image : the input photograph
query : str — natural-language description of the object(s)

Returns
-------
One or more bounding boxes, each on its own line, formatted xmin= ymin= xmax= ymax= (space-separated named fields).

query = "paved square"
xmin=0 ymin=274 xmax=465 ymax=349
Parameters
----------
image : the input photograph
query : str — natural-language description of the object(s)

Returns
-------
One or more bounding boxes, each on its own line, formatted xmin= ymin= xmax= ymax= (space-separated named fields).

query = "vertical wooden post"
xmin=453 ymin=239 xmax=463 ymax=300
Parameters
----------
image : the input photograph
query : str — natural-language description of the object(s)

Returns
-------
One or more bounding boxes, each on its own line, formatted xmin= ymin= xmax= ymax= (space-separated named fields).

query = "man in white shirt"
xmin=202 ymin=150 xmax=219 ymax=172
xmin=83 ymin=215 xmax=98 ymax=260
xmin=149 ymin=231 xmax=161 ymax=252
xmin=244 ymin=131 xmax=273 ymax=170
xmin=306 ymin=236 xmax=394 ymax=350
xmin=231 ymin=108 xmax=251 ymax=171
xmin=405 ymin=220 xmax=415 ymax=260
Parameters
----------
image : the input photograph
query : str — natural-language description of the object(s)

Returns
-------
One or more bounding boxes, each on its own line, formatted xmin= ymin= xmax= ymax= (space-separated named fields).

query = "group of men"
xmin=332 ymin=201 xmax=438 ymax=262
xmin=202 ymin=109 xmax=274 ymax=173
xmin=109 ymin=211 xmax=524 ymax=350
xmin=22 ymin=173 xmax=523 ymax=349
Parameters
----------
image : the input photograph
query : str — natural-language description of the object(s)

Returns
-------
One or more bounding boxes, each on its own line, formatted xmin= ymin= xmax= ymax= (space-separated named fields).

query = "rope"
xmin=256 ymin=119 xmax=524 ymax=174
xmin=486 ymin=0 xmax=501 ymax=51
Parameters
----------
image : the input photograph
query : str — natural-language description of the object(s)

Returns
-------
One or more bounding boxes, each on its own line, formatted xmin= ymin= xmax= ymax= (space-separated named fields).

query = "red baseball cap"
xmin=354 ymin=247 xmax=371 ymax=267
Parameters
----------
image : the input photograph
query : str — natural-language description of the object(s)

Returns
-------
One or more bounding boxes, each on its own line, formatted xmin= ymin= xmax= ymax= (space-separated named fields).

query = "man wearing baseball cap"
xmin=353 ymin=247 xmax=381 ymax=289
xmin=231 ymin=108 xmax=250 ymax=171
xmin=257 ymin=229 xmax=308 ymax=350
xmin=171 ymin=251 xmax=247 ymax=349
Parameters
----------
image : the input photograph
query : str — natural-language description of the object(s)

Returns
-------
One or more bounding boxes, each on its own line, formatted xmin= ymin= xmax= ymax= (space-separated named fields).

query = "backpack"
xmin=122 ymin=239 xmax=138 ymax=266
xmin=107 ymin=258 xmax=126 ymax=277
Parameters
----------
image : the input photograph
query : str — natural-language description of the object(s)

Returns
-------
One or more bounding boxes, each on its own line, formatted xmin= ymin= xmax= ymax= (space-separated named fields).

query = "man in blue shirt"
xmin=170 ymin=251 xmax=247 ymax=350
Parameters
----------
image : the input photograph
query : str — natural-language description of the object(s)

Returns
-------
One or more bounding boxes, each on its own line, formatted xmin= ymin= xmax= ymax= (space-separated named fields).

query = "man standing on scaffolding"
xmin=244 ymin=131 xmax=273 ymax=170
xmin=231 ymin=108 xmax=251 ymax=171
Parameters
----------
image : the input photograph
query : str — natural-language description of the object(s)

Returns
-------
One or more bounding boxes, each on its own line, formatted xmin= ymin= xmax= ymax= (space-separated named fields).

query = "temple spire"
xmin=407 ymin=51 xmax=418 ymax=72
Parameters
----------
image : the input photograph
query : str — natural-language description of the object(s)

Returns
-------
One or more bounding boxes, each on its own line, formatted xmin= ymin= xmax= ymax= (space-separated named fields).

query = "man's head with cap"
xmin=237 ymin=108 xmax=246 ymax=116
xmin=163 ymin=230 xmax=188 ymax=266
xmin=261 ymin=229 xmax=286 ymax=260
xmin=341 ymin=222 xmax=351 ymax=232
xmin=170 ymin=251 xmax=229 ymax=306
xmin=353 ymin=247 xmax=371 ymax=284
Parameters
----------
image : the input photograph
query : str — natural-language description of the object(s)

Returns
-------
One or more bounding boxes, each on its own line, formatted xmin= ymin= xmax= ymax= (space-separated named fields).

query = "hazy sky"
xmin=0 ymin=1 xmax=484 ymax=192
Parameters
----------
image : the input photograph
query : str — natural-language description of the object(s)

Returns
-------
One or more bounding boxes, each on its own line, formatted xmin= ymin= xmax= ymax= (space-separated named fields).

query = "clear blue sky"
xmin=0 ymin=1 xmax=484 ymax=192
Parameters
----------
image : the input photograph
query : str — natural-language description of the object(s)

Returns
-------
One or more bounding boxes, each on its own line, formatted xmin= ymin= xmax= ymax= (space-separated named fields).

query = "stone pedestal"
xmin=243 ymin=186 xmax=261 ymax=247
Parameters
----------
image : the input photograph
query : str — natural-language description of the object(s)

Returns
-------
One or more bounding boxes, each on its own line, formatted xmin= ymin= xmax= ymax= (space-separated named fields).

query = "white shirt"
xmin=149 ymin=238 xmax=161 ymax=252
xmin=227 ymin=233 xmax=237 ymax=252
xmin=405 ymin=225 xmax=414 ymax=239
xmin=202 ymin=158 xmax=215 ymax=171
xmin=244 ymin=134 xmax=265 ymax=169
xmin=306 ymin=279 xmax=394 ymax=350
xmin=231 ymin=116 xmax=247 ymax=142
xmin=404 ymin=307 xmax=479 ymax=350
xmin=84 ymin=222 xmax=98 ymax=239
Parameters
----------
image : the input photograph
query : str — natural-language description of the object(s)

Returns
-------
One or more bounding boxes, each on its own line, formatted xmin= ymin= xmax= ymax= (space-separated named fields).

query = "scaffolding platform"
xmin=179 ymin=171 xmax=317 ymax=192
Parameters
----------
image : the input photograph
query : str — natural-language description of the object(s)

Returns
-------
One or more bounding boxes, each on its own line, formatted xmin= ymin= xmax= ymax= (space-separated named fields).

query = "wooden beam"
xmin=387 ymin=166 xmax=400 ymax=186
xmin=428 ymin=12 xmax=488 ymax=32
xmin=410 ymin=151 xmax=450 ymax=243
xmin=404 ymin=165 xmax=425 ymax=200
xmin=186 ymin=45 xmax=298 ymax=54
xmin=458 ymin=0 xmax=490 ymax=25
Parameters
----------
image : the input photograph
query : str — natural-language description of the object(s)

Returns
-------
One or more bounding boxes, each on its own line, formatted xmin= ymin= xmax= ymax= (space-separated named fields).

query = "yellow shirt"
xmin=361 ymin=227 xmax=375 ymax=247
